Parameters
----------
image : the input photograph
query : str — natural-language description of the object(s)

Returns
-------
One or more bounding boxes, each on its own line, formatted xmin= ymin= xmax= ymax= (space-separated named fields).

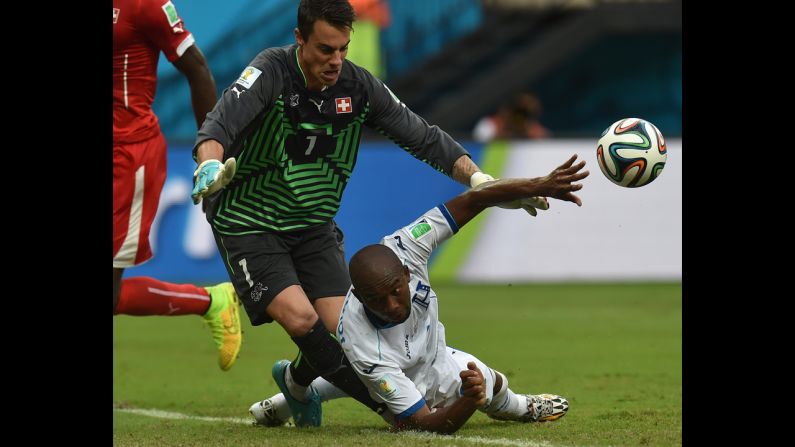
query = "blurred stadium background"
xmin=134 ymin=0 xmax=681 ymax=286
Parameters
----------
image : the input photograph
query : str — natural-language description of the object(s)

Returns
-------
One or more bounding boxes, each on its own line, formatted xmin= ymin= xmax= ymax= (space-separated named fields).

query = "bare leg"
xmin=265 ymin=285 xmax=320 ymax=336
xmin=313 ymin=296 xmax=345 ymax=333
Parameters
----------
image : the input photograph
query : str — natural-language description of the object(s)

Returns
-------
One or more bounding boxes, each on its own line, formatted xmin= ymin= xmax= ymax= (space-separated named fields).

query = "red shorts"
xmin=113 ymin=132 xmax=167 ymax=268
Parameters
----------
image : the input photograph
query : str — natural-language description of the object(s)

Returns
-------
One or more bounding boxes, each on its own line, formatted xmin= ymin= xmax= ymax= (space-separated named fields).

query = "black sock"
xmin=289 ymin=351 xmax=319 ymax=387
xmin=291 ymin=319 xmax=387 ymax=414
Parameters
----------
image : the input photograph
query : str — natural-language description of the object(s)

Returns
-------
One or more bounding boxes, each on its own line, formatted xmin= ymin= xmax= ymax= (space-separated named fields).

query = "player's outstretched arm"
xmin=173 ymin=44 xmax=217 ymax=129
xmin=470 ymin=169 xmax=550 ymax=217
xmin=457 ymin=156 xmax=548 ymax=216
xmin=446 ymin=154 xmax=589 ymax=228
xmin=395 ymin=362 xmax=487 ymax=434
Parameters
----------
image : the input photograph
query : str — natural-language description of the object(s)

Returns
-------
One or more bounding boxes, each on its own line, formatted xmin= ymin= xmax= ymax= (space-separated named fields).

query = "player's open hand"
xmin=460 ymin=361 xmax=487 ymax=407
xmin=538 ymin=154 xmax=589 ymax=206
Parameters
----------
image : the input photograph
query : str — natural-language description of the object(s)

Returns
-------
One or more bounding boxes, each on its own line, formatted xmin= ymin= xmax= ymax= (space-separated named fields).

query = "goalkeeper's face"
xmin=295 ymin=19 xmax=350 ymax=91
xmin=353 ymin=265 xmax=412 ymax=324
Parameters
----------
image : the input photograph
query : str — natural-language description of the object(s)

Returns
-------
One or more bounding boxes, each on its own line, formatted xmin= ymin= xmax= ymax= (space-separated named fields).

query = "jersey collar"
xmin=364 ymin=306 xmax=399 ymax=329
xmin=290 ymin=44 xmax=331 ymax=92
xmin=291 ymin=44 xmax=309 ymax=89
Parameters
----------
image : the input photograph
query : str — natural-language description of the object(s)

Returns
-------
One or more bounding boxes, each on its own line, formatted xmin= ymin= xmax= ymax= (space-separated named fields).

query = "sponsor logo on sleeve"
xmin=231 ymin=86 xmax=246 ymax=99
xmin=409 ymin=219 xmax=432 ymax=240
xmin=161 ymin=1 xmax=181 ymax=26
xmin=236 ymin=66 xmax=262 ymax=89
xmin=376 ymin=374 xmax=400 ymax=399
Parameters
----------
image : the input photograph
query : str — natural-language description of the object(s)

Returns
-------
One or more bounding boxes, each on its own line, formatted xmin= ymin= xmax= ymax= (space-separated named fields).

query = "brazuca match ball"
xmin=596 ymin=118 xmax=667 ymax=188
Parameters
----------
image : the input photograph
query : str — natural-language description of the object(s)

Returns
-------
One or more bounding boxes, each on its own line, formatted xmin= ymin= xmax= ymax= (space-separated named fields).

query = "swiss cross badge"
xmin=335 ymin=97 xmax=352 ymax=114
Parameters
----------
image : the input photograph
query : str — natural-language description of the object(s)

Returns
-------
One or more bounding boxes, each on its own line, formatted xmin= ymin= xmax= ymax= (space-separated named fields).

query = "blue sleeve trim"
xmin=437 ymin=204 xmax=459 ymax=234
xmin=397 ymin=398 xmax=426 ymax=419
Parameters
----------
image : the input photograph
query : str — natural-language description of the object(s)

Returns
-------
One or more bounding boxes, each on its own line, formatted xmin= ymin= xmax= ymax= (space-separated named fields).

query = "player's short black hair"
xmin=297 ymin=0 xmax=355 ymax=40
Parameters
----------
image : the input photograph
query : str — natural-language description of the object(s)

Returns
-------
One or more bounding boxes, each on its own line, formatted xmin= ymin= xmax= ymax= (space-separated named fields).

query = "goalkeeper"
xmin=250 ymin=154 xmax=588 ymax=433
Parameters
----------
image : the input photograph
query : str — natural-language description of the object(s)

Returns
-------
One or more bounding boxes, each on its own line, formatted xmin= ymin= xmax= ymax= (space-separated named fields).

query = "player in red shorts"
xmin=113 ymin=0 xmax=242 ymax=370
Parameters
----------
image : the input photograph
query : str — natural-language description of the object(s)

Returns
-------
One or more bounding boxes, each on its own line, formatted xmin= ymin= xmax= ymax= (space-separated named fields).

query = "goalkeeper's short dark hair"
xmin=297 ymin=0 xmax=355 ymax=40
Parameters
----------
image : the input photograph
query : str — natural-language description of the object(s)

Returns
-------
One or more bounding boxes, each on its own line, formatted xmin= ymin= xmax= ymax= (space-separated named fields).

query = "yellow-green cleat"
xmin=203 ymin=282 xmax=242 ymax=371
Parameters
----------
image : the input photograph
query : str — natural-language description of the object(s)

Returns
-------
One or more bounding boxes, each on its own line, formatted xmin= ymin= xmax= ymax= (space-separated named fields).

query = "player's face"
xmin=295 ymin=20 xmax=350 ymax=91
xmin=356 ymin=266 xmax=412 ymax=324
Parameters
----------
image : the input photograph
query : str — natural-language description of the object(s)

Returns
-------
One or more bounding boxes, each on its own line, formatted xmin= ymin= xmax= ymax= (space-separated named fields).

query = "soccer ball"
xmin=596 ymin=118 xmax=667 ymax=188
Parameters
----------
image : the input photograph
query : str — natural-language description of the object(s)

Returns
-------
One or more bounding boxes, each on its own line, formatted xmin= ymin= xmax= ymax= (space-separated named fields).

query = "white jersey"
xmin=338 ymin=205 xmax=464 ymax=419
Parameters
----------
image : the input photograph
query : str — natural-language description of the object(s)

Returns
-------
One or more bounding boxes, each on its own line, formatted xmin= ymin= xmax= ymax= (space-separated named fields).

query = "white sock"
xmin=268 ymin=377 xmax=349 ymax=421
xmin=306 ymin=377 xmax=349 ymax=402
xmin=487 ymin=389 xmax=528 ymax=419
xmin=284 ymin=366 xmax=308 ymax=403
xmin=484 ymin=372 xmax=529 ymax=420
xmin=268 ymin=393 xmax=293 ymax=422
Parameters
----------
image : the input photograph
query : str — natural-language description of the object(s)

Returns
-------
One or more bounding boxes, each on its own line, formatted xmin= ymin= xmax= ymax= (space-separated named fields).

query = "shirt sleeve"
xmin=348 ymin=358 xmax=426 ymax=418
xmin=140 ymin=0 xmax=194 ymax=62
xmin=382 ymin=205 xmax=458 ymax=267
xmin=362 ymin=70 xmax=470 ymax=177
xmin=193 ymin=54 xmax=281 ymax=159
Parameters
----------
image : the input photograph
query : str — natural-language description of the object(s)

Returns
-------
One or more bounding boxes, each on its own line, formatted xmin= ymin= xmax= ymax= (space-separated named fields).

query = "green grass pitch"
xmin=113 ymin=282 xmax=681 ymax=446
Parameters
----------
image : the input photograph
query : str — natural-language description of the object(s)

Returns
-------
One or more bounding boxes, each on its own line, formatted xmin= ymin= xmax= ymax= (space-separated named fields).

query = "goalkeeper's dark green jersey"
xmin=195 ymin=44 xmax=469 ymax=235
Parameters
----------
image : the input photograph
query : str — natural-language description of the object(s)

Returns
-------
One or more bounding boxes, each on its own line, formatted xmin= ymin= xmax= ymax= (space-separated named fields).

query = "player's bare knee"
xmin=278 ymin=309 xmax=318 ymax=337
xmin=267 ymin=285 xmax=319 ymax=336
xmin=293 ymin=311 xmax=319 ymax=336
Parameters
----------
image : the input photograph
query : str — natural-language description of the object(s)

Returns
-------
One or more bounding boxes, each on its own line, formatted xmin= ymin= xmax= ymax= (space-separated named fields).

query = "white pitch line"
xmin=114 ymin=407 xmax=251 ymax=425
xmin=115 ymin=407 xmax=564 ymax=447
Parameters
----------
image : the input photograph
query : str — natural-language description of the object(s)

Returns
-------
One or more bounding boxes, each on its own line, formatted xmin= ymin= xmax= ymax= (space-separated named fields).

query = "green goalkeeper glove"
xmin=468 ymin=171 xmax=549 ymax=216
xmin=191 ymin=158 xmax=237 ymax=204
